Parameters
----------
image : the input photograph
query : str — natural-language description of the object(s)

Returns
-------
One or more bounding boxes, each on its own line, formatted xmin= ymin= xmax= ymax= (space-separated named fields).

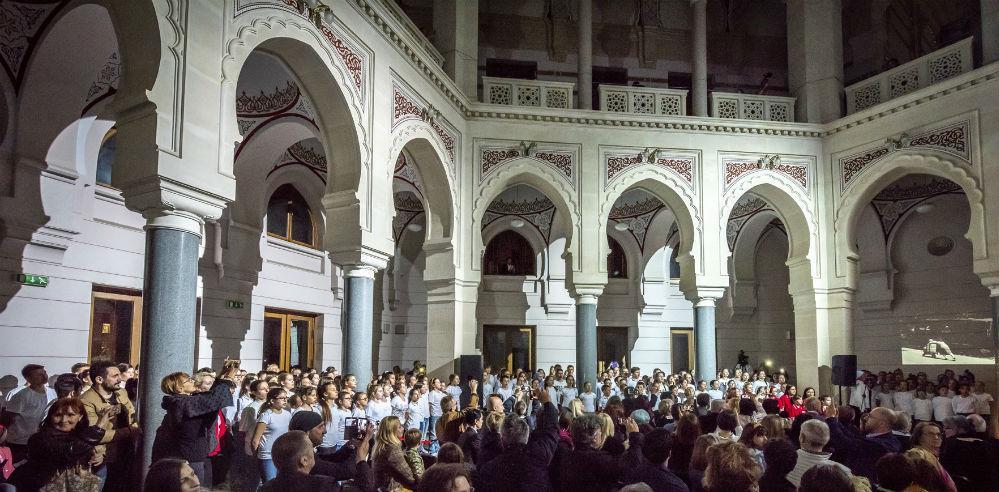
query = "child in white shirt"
xmin=932 ymin=386 xmax=954 ymax=422
xmin=579 ymin=382 xmax=597 ymax=413
xmin=912 ymin=390 xmax=934 ymax=423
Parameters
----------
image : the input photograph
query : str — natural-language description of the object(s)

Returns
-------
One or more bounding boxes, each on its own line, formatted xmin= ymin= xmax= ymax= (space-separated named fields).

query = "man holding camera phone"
xmin=287 ymin=409 xmax=374 ymax=487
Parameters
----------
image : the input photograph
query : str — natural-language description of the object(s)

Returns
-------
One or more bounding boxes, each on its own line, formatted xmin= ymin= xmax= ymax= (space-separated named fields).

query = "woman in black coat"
xmin=151 ymin=363 xmax=237 ymax=485
xmin=8 ymin=397 xmax=111 ymax=492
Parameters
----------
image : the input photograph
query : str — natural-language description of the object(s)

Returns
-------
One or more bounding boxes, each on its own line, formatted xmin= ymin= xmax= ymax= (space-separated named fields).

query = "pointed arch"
xmin=834 ymin=149 xmax=986 ymax=280
xmin=221 ymin=15 xmax=367 ymax=215
xmin=473 ymin=158 xmax=579 ymax=272
xmin=599 ymin=166 xmax=699 ymax=287
xmin=388 ymin=123 xmax=456 ymax=243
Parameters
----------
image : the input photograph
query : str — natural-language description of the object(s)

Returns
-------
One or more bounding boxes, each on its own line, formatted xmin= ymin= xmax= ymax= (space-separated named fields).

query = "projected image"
xmin=900 ymin=321 xmax=994 ymax=365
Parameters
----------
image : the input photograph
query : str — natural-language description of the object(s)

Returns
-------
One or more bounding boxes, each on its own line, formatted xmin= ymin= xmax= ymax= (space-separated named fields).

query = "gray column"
xmin=575 ymin=294 xmax=598 ymax=389
xmin=577 ymin=0 xmax=593 ymax=109
xmin=137 ymin=222 xmax=202 ymax=473
xmin=786 ymin=0 xmax=843 ymax=123
xmin=694 ymin=298 xmax=717 ymax=382
xmin=343 ymin=266 xmax=376 ymax=389
xmin=983 ymin=0 xmax=999 ymax=65
xmin=433 ymin=0 xmax=479 ymax=99
xmin=691 ymin=0 xmax=708 ymax=116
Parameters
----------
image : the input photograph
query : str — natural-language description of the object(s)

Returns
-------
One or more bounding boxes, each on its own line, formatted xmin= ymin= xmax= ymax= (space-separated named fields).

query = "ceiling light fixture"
xmin=614 ymin=222 xmax=630 ymax=231
xmin=915 ymin=203 xmax=935 ymax=214
xmin=406 ymin=223 xmax=423 ymax=232
xmin=510 ymin=218 xmax=525 ymax=228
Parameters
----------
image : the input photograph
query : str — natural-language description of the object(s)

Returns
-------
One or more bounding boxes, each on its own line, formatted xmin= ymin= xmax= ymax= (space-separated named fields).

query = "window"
xmin=671 ymin=328 xmax=694 ymax=373
xmin=608 ymin=236 xmax=628 ymax=278
xmin=484 ymin=230 xmax=536 ymax=275
xmin=263 ymin=310 xmax=316 ymax=371
xmin=96 ymin=127 xmax=116 ymax=187
xmin=89 ymin=286 xmax=142 ymax=365
xmin=598 ymin=326 xmax=629 ymax=373
xmin=483 ymin=325 xmax=535 ymax=373
xmin=267 ymin=184 xmax=315 ymax=246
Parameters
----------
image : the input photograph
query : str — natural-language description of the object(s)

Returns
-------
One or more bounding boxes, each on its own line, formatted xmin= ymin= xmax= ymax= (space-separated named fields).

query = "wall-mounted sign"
xmin=226 ymin=300 xmax=245 ymax=309
xmin=16 ymin=274 xmax=48 ymax=287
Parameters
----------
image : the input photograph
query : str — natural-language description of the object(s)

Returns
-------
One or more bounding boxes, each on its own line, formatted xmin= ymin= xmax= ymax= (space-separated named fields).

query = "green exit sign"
xmin=226 ymin=300 xmax=245 ymax=309
xmin=16 ymin=274 xmax=49 ymax=287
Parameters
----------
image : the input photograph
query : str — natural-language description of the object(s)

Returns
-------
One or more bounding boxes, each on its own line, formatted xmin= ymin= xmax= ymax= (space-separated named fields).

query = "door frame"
xmin=482 ymin=325 xmax=536 ymax=373
xmin=88 ymin=288 xmax=143 ymax=366
xmin=597 ymin=326 xmax=629 ymax=373
xmin=263 ymin=310 xmax=316 ymax=371
xmin=670 ymin=327 xmax=695 ymax=373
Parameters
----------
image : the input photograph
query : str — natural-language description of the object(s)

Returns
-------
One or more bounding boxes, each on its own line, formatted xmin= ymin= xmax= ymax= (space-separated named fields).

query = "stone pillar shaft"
xmin=137 ymin=221 xmax=202 ymax=474
xmin=984 ymin=0 xmax=999 ymax=65
xmin=343 ymin=267 xmax=376 ymax=389
xmin=691 ymin=0 xmax=708 ymax=117
xmin=694 ymin=298 xmax=717 ymax=381
xmin=575 ymin=294 xmax=598 ymax=389
xmin=786 ymin=0 xmax=843 ymax=123
xmin=433 ymin=0 xmax=479 ymax=99
xmin=577 ymin=0 xmax=593 ymax=109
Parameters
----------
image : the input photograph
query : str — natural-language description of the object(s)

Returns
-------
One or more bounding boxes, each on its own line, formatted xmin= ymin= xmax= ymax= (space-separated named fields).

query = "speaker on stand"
xmin=831 ymin=354 xmax=857 ymax=406
xmin=457 ymin=354 xmax=483 ymax=408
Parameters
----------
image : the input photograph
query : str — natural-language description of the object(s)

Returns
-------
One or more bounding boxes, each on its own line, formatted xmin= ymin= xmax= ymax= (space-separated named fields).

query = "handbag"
xmin=40 ymin=466 xmax=101 ymax=492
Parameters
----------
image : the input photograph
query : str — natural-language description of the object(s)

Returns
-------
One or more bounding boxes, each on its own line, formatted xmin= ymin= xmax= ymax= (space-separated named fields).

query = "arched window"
xmin=96 ymin=127 xmax=116 ymax=187
xmin=267 ymin=184 xmax=315 ymax=247
xmin=484 ymin=230 xmax=535 ymax=276
xmin=608 ymin=236 xmax=628 ymax=278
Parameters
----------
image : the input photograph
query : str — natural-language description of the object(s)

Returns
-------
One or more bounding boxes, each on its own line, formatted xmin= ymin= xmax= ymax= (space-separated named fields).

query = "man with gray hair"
xmin=472 ymin=388 xmax=559 ymax=491
xmin=786 ymin=419 xmax=851 ymax=487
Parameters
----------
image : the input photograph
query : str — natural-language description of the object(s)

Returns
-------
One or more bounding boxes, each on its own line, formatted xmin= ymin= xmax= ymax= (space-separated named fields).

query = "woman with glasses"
xmin=150 ymin=362 xmax=238 ymax=486
xmin=250 ymin=388 xmax=292 ymax=481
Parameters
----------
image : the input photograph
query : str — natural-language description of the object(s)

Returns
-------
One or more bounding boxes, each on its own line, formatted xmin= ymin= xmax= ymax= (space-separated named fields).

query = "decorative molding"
xmin=602 ymin=146 xmax=698 ymax=190
xmin=234 ymin=80 xmax=318 ymax=158
xmin=392 ymin=192 xmax=424 ymax=242
xmin=722 ymin=154 xmax=810 ymax=192
xmin=725 ymin=195 xmax=772 ymax=251
xmin=476 ymin=139 xmax=579 ymax=188
xmin=81 ymin=51 xmax=120 ymax=116
xmin=393 ymin=151 xmax=424 ymax=198
xmin=839 ymin=119 xmax=971 ymax=192
xmin=392 ymin=80 xmax=458 ymax=165
xmin=870 ymin=177 xmax=963 ymax=240
xmin=482 ymin=196 xmax=557 ymax=243
xmin=268 ymin=140 xmax=328 ymax=182
xmin=0 ymin=0 xmax=66 ymax=92
xmin=608 ymin=196 xmax=666 ymax=254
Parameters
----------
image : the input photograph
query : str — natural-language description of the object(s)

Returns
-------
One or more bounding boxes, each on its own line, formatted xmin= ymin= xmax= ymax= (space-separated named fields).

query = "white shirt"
xmin=579 ymin=392 xmax=597 ymax=413
xmin=239 ymin=400 xmax=264 ymax=433
xmin=445 ymin=385 xmax=462 ymax=402
xmin=932 ymin=395 xmax=954 ymax=421
xmin=367 ymin=400 xmax=392 ymax=423
xmin=875 ymin=390 xmax=895 ymax=410
xmin=418 ymin=393 xmax=430 ymax=418
xmin=391 ymin=395 xmax=408 ymax=420
xmin=406 ymin=401 xmax=426 ymax=429
xmin=707 ymin=389 xmax=724 ymax=401
xmin=598 ymin=394 xmax=611 ymax=411
xmin=952 ymin=395 xmax=977 ymax=414
xmin=5 ymin=386 xmax=57 ymax=445
xmin=851 ymin=383 xmax=873 ymax=411
xmin=912 ymin=398 xmax=934 ymax=421
xmin=973 ymin=392 xmax=994 ymax=414
xmin=497 ymin=387 xmax=513 ymax=402
xmin=428 ymin=390 xmax=445 ymax=417
xmin=255 ymin=409 xmax=292 ymax=459
xmin=751 ymin=380 xmax=768 ymax=394
xmin=560 ymin=387 xmax=578 ymax=408
xmin=627 ymin=377 xmax=641 ymax=388
xmin=893 ymin=391 xmax=915 ymax=416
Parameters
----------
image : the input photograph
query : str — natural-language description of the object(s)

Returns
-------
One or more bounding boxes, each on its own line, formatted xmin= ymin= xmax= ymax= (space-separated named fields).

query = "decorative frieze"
xmin=608 ymin=195 xmax=666 ymax=253
xmin=393 ymin=152 xmax=425 ymax=198
xmin=870 ymin=177 xmax=963 ymax=240
xmin=482 ymin=196 xmax=557 ymax=243
xmin=271 ymin=139 xmax=328 ymax=181
xmin=392 ymin=192 xmax=424 ymax=242
xmin=725 ymin=195 xmax=772 ymax=251
xmin=603 ymin=148 xmax=697 ymax=189
xmin=234 ymin=80 xmax=318 ymax=158
xmin=0 ymin=1 xmax=66 ymax=91
xmin=477 ymin=140 xmax=578 ymax=187
xmin=82 ymin=52 xmax=121 ymax=115
xmin=392 ymin=82 xmax=458 ymax=165
xmin=839 ymin=120 xmax=971 ymax=191
xmin=723 ymin=155 xmax=810 ymax=191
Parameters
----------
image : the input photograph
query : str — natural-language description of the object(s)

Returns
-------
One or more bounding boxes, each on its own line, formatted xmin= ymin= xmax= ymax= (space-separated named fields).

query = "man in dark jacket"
xmin=558 ymin=412 xmax=643 ymax=491
xmin=260 ymin=431 xmax=371 ymax=492
xmin=456 ymin=409 xmax=483 ymax=465
xmin=622 ymin=428 xmax=689 ymax=492
xmin=826 ymin=407 xmax=902 ymax=483
xmin=474 ymin=388 xmax=559 ymax=492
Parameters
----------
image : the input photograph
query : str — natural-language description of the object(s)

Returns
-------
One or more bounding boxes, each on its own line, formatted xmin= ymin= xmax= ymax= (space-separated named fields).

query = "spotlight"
xmin=510 ymin=218 xmax=525 ymax=228
xmin=614 ymin=222 xmax=630 ymax=231
xmin=406 ymin=223 xmax=423 ymax=232
xmin=915 ymin=202 xmax=935 ymax=214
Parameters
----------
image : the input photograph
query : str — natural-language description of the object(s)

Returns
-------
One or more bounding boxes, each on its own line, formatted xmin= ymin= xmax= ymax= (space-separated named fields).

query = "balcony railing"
xmin=710 ymin=92 xmax=796 ymax=122
xmin=845 ymin=37 xmax=973 ymax=114
xmin=481 ymin=76 xmax=576 ymax=109
xmin=598 ymin=84 xmax=689 ymax=116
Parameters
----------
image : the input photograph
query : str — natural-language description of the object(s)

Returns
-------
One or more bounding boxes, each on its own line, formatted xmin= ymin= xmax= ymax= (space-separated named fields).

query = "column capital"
xmin=121 ymin=177 xmax=228 ymax=236
xmin=573 ymin=284 xmax=605 ymax=303
xmin=694 ymin=297 xmax=716 ymax=308
xmin=683 ymin=286 xmax=726 ymax=303
xmin=331 ymin=247 xmax=390 ymax=274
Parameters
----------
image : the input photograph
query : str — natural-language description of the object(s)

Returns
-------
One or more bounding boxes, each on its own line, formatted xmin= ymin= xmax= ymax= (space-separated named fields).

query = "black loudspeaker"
xmin=458 ymin=354 xmax=483 ymax=408
xmin=831 ymin=355 xmax=858 ymax=386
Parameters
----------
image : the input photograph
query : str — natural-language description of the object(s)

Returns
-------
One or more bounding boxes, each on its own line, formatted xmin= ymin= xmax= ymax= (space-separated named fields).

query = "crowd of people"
xmin=0 ymin=358 xmax=996 ymax=492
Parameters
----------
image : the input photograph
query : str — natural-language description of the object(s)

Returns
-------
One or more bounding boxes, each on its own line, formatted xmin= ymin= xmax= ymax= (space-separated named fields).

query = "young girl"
xmin=366 ymin=385 xmax=392 ymax=424
xmin=405 ymin=387 xmax=426 ymax=430
xmin=251 ymin=388 xmax=292 ymax=481
xmin=298 ymin=386 xmax=319 ymax=412
xmin=738 ymin=422 xmax=768 ymax=469
xmin=912 ymin=389 xmax=934 ymax=424
xmin=315 ymin=382 xmax=339 ymax=455
xmin=391 ymin=382 xmax=409 ymax=420
xmin=560 ymin=376 xmax=578 ymax=409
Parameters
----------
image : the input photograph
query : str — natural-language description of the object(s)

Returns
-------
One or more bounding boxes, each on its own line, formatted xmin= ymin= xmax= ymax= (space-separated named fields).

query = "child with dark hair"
xmin=402 ymin=427 xmax=425 ymax=480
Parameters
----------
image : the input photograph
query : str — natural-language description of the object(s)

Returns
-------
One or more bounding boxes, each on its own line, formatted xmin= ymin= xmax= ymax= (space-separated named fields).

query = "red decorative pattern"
xmin=236 ymin=82 xmax=300 ymax=117
xmin=909 ymin=123 xmax=967 ymax=156
xmin=657 ymin=158 xmax=693 ymax=184
xmin=724 ymin=161 xmax=759 ymax=186
xmin=431 ymin=121 xmax=456 ymax=161
xmin=319 ymin=24 xmax=363 ymax=92
xmin=393 ymin=89 xmax=422 ymax=121
xmin=393 ymin=87 xmax=456 ymax=162
xmin=481 ymin=148 xmax=521 ymax=176
xmin=774 ymin=163 xmax=807 ymax=188
xmin=606 ymin=154 xmax=644 ymax=181
xmin=841 ymin=147 xmax=890 ymax=186
xmin=535 ymin=152 xmax=573 ymax=180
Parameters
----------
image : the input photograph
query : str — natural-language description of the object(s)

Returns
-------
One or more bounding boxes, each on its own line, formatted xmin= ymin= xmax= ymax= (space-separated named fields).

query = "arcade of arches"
xmin=2 ymin=0 xmax=999 ymax=469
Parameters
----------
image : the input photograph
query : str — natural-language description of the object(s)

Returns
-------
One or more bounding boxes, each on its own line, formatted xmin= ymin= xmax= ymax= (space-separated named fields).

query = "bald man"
xmin=826 ymin=407 xmax=902 ymax=482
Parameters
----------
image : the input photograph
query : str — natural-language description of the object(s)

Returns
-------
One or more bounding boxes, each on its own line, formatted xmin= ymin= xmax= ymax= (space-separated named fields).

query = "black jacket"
xmin=261 ymin=462 xmax=372 ymax=492
xmin=8 ymin=425 xmax=105 ymax=492
xmin=151 ymin=379 xmax=235 ymax=463
xmin=558 ymin=431 xmax=645 ymax=492
xmin=826 ymin=418 xmax=902 ymax=483
xmin=478 ymin=428 xmax=503 ymax=466
xmin=623 ymin=463 xmax=690 ymax=492
xmin=457 ymin=427 xmax=482 ymax=465
xmin=474 ymin=401 xmax=559 ymax=492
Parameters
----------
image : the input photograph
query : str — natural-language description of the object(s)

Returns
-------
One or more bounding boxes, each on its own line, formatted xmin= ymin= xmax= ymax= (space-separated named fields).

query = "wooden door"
xmin=89 ymin=289 xmax=142 ymax=365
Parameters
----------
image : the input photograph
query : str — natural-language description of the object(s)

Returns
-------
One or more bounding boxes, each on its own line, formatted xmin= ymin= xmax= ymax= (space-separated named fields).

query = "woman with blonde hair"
xmin=703 ymin=440 xmax=762 ymax=492
xmin=905 ymin=447 xmax=957 ymax=492
xmin=372 ymin=416 xmax=418 ymax=491
xmin=568 ymin=398 xmax=584 ymax=419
